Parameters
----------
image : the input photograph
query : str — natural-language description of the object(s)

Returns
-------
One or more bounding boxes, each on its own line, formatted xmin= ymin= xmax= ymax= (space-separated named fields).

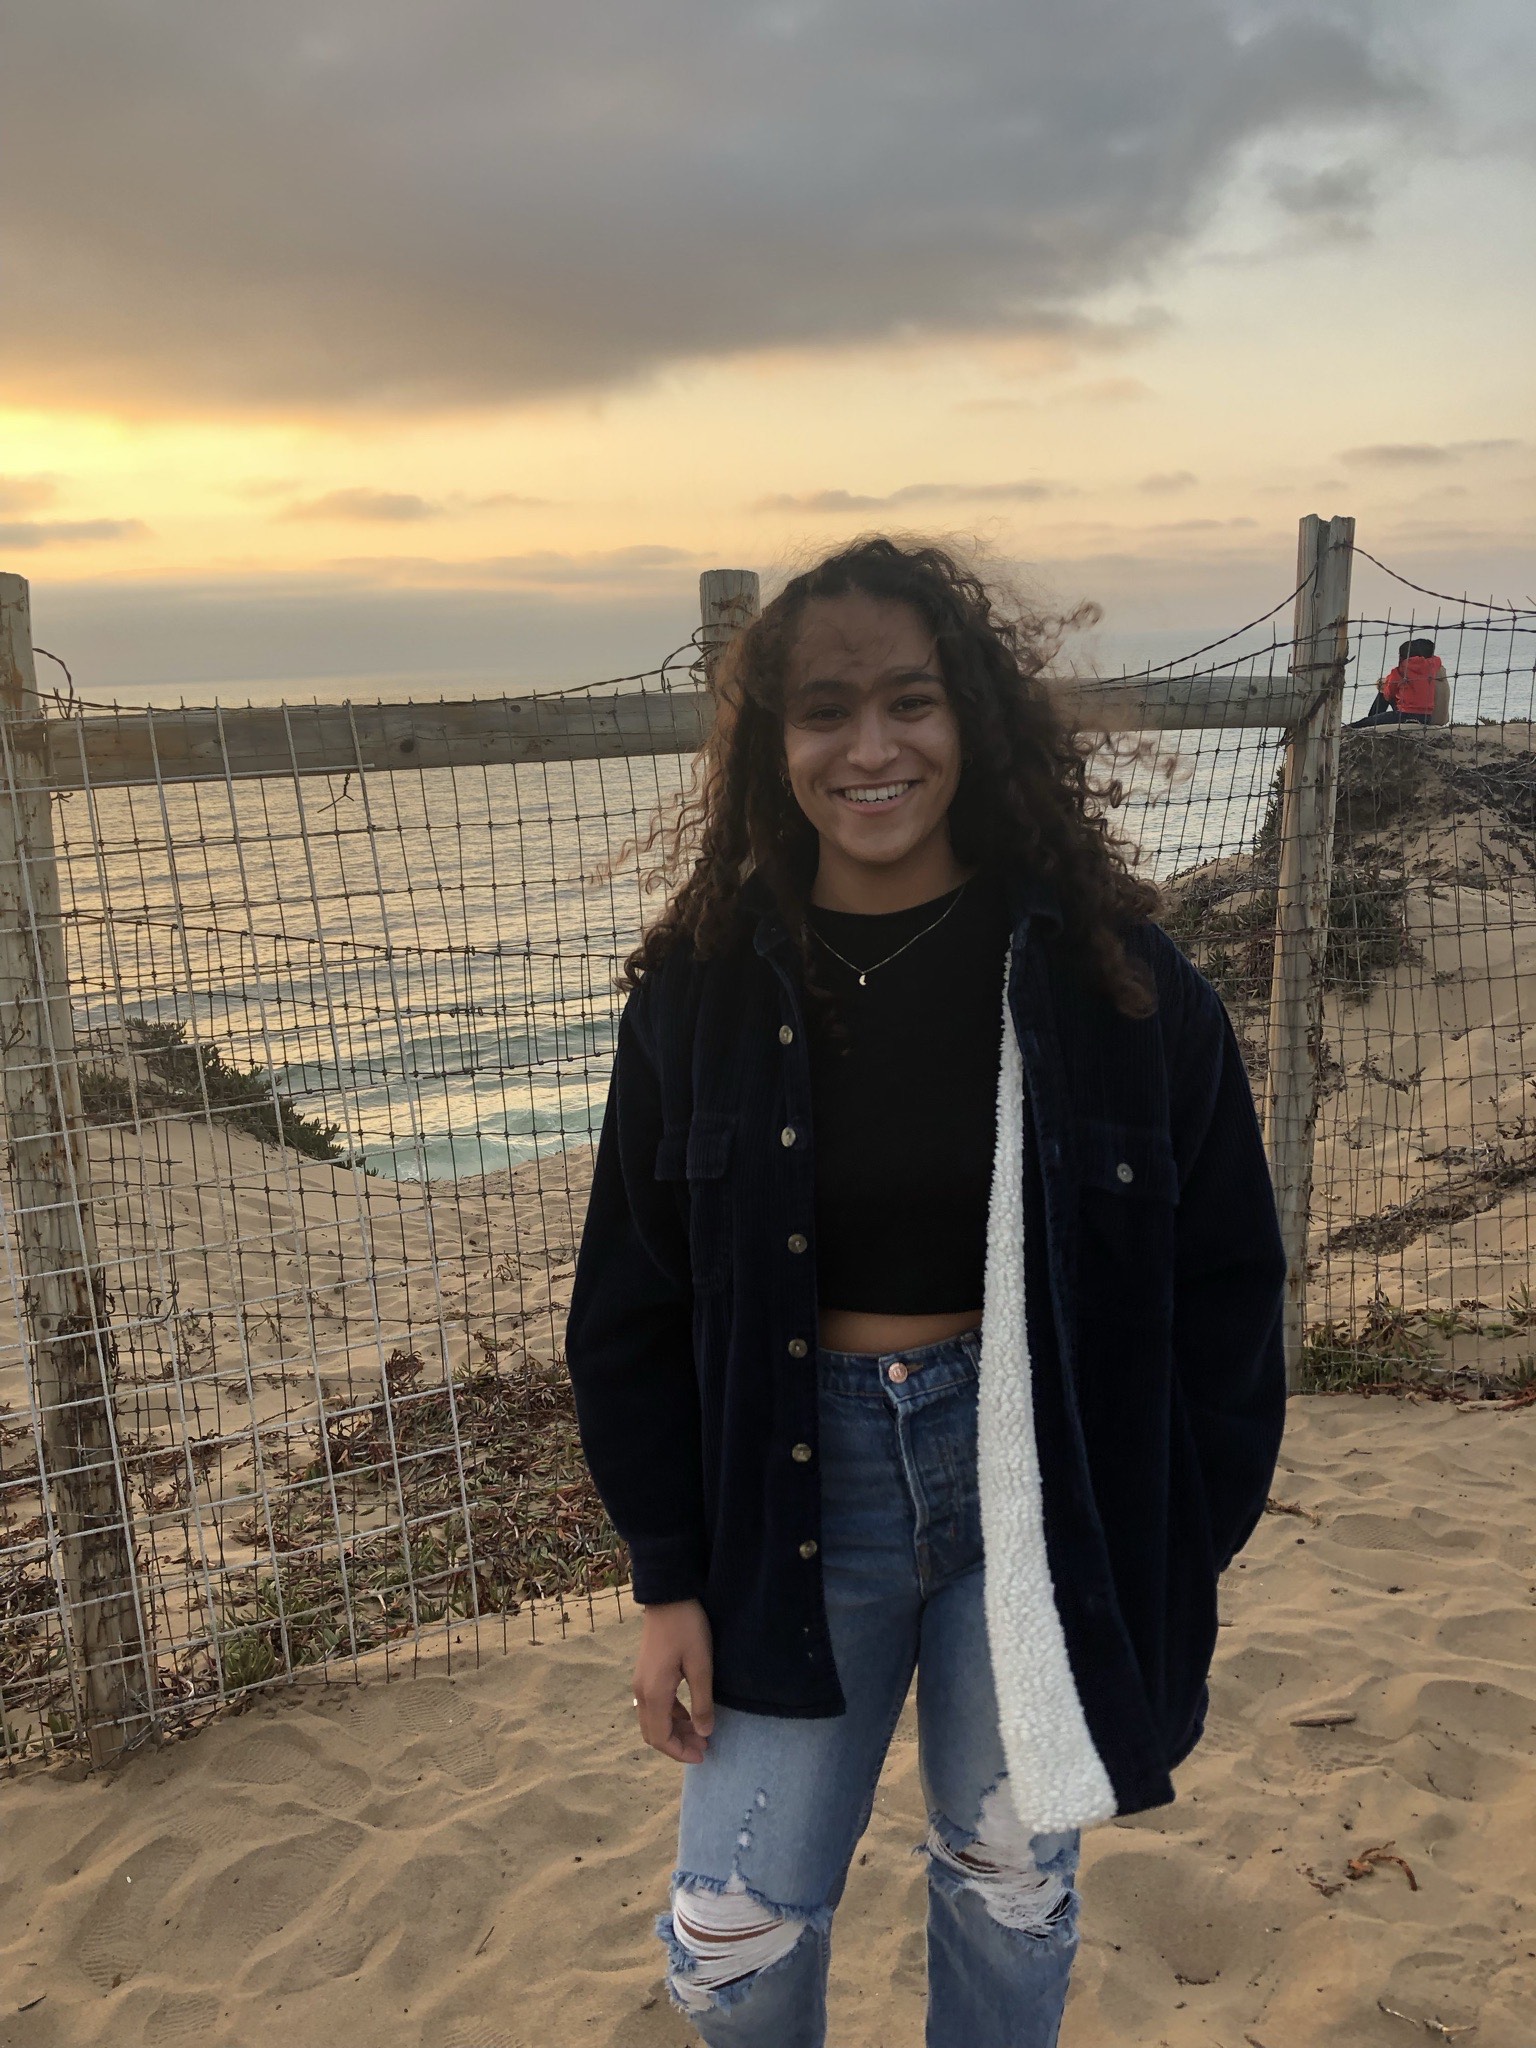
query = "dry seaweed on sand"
xmin=1300 ymin=1287 xmax=1536 ymax=1398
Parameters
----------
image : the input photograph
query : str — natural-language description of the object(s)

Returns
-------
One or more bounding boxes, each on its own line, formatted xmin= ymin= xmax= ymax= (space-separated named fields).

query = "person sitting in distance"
xmin=1354 ymin=637 xmax=1444 ymax=726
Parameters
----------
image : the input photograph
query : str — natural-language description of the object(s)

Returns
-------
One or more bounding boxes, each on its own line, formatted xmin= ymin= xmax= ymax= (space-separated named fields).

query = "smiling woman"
xmin=565 ymin=536 xmax=1289 ymax=2046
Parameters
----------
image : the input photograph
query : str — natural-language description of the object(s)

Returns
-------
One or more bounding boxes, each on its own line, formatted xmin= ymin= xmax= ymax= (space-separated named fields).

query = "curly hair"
xmin=623 ymin=535 xmax=1159 ymax=1017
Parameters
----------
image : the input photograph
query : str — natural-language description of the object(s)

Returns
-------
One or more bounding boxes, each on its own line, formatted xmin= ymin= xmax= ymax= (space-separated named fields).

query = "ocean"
xmin=50 ymin=610 xmax=1530 ymax=1181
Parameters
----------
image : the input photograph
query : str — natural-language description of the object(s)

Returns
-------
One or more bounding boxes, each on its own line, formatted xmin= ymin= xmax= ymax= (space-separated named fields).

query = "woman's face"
xmin=782 ymin=592 xmax=964 ymax=887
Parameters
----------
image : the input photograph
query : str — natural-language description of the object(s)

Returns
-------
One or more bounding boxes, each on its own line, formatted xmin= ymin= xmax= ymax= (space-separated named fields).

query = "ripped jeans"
xmin=659 ymin=1332 xmax=1080 ymax=2048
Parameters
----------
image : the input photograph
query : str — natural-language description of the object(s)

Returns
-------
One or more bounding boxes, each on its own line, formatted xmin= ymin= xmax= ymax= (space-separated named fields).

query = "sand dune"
xmin=3 ymin=1397 xmax=1532 ymax=2047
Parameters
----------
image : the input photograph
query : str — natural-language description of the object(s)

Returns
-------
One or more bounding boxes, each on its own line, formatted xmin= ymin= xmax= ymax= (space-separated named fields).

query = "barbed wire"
xmin=1351 ymin=546 xmax=1535 ymax=618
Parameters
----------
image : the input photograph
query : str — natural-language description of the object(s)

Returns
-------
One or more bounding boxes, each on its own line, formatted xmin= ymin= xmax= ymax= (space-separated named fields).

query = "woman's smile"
xmin=834 ymin=777 xmax=918 ymax=809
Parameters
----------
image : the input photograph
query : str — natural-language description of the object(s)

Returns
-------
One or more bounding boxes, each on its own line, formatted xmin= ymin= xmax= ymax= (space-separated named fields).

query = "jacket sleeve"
xmin=564 ymin=987 xmax=710 ymax=1605
xmin=1163 ymin=961 xmax=1288 ymax=1573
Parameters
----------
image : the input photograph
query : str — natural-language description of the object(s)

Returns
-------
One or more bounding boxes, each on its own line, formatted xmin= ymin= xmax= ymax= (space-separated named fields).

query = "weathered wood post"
xmin=698 ymin=570 xmax=761 ymax=685
xmin=1262 ymin=516 xmax=1355 ymax=1392
xmin=0 ymin=572 xmax=150 ymax=1762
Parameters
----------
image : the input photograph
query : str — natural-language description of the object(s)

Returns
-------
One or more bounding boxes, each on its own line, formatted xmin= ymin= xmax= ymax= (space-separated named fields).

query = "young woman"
xmin=566 ymin=538 xmax=1286 ymax=2047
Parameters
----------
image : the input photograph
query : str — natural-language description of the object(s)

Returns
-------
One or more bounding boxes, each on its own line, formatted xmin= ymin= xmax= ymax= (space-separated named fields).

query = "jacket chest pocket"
xmin=655 ymin=1114 xmax=736 ymax=1291
xmin=1076 ymin=1119 xmax=1179 ymax=1327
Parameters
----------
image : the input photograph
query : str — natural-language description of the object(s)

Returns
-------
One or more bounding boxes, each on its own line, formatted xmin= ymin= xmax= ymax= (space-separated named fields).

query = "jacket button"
xmin=1116 ymin=1161 xmax=1135 ymax=1184
xmin=798 ymin=1539 xmax=818 ymax=1559
xmin=886 ymin=1360 xmax=909 ymax=1383
xmin=787 ymin=1232 xmax=808 ymax=1254
xmin=778 ymin=1025 xmax=794 ymax=1045
xmin=791 ymin=1442 xmax=813 ymax=1463
xmin=780 ymin=1126 xmax=797 ymax=1147
xmin=787 ymin=1337 xmax=809 ymax=1358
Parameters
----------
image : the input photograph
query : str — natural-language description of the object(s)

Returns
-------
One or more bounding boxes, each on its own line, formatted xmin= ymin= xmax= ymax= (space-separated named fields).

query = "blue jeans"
xmin=658 ymin=1332 xmax=1080 ymax=2047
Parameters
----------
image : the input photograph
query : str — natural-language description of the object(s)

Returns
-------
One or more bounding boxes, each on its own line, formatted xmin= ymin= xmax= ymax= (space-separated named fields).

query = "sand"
xmin=3 ymin=719 xmax=1534 ymax=2038
xmin=3 ymin=1395 xmax=1532 ymax=2047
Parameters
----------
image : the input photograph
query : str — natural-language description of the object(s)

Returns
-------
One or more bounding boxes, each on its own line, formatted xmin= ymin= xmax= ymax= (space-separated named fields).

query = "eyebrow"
xmin=792 ymin=665 xmax=944 ymax=693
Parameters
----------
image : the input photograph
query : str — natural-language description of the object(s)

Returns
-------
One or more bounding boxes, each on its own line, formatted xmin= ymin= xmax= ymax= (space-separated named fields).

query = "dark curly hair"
xmin=624 ymin=536 xmax=1158 ymax=1017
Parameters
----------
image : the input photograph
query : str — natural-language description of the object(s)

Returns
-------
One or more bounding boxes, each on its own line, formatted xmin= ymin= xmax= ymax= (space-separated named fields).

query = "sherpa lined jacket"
xmin=565 ymin=870 xmax=1287 ymax=1828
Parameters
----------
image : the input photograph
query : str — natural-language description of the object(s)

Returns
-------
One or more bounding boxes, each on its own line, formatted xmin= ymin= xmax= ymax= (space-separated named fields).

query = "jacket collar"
xmin=746 ymin=862 xmax=1062 ymax=959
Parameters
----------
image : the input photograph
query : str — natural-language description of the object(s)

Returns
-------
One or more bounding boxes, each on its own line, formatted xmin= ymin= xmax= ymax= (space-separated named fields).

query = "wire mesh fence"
xmin=2 ymin=537 xmax=1532 ymax=1772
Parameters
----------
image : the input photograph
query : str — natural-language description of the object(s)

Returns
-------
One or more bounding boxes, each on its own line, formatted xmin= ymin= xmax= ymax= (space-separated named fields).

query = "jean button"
xmin=791 ymin=1442 xmax=813 ymax=1463
xmin=798 ymin=1539 xmax=819 ymax=1560
xmin=778 ymin=1025 xmax=794 ymax=1046
xmin=886 ymin=1360 xmax=909 ymax=1383
xmin=787 ymin=1232 xmax=808 ymax=1254
xmin=787 ymin=1337 xmax=809 ymax=1359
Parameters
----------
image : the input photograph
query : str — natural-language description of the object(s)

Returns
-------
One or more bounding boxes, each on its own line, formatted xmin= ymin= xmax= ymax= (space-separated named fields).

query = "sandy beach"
xmin=3 ymin=1394 xmax=1532 ymax=2046
xmin=2 ymin=722 xmax=1534 ymax=2041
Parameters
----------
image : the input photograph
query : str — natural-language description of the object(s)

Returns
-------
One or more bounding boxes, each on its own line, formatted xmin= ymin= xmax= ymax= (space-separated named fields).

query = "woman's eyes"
xmin=798 ymin=693 xmax=940 ymax=724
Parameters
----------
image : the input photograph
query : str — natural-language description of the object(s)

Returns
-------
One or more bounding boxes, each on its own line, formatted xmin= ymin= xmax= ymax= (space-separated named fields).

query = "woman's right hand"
xmin=632 ymin=1599 xmax=715 ymax=1764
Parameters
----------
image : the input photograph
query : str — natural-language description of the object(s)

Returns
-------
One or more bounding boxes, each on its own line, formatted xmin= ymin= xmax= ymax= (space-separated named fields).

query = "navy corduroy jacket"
xmin=565 ymin=871 xmax=1287 ymax=1818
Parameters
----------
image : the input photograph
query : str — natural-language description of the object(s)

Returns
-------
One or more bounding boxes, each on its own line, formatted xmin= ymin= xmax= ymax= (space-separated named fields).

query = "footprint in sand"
xmin=138 ymin=1989 xmax=223 ymax=2042
xmin=362 ymin=1679 xmax=500 ymax=1789
xmin=1413 ymin=1674 xmax=1536 ymax=1748
xmin=1435 ymin=1606 xmax=1536 ymax=1665
xmin=74 ymin=1834 xmax=202 ymax=1991
xmin=1290 ymin=1723 xmax=1393 ymax=1774
xmin=1328 ymin=1509 xmax=1487 ymax=1557
xmin=206 ymin=1720 xmax=371 ymax=1807
xmin=1381 ymin=1946 xmax=1483 ymax=2033
xmin=241 ymin=1878 xmax=381 ymax=1993
xmin=184 ymin=1823 xmax=367 ymax=1964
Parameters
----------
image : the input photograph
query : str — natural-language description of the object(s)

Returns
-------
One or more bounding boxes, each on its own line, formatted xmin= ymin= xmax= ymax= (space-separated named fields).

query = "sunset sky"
xmin=4 ymin=0 xmax=1532 ymax=701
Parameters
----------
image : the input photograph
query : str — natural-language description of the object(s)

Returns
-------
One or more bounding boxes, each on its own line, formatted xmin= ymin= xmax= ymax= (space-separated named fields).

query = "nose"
xmin=843 ymin=701 xmax=901 ymax=774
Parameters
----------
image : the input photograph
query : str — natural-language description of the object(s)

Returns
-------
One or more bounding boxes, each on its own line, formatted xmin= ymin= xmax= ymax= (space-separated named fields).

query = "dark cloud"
xmin=1138 ymin=470 xmax=1198 ymax=493
xmin=1269 ymin=161 xmax=1375 ymax=240
xmin=283 ymin=488 xmax=442 ymax=522
xmin=2 ymin=2 xmax=1403 ymax=413
xmin=1341 ymin=439 xmax=1524 ymax=467
xmin=757 ymin=481 xmax=1065 ymax=513
xmin=0 ymin=475 xmax=58 ymax=515
xmin=0 ymin=519 xmax=146 ymax=548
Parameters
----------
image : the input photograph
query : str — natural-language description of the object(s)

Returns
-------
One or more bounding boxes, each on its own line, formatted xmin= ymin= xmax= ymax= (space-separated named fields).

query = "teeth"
xmin=842 ymin=782 xmax=912 ymax=804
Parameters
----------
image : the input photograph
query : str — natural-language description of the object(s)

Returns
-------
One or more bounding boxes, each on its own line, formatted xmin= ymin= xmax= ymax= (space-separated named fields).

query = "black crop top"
xmin=806 ymin=872 xmax=1011 ymax=1314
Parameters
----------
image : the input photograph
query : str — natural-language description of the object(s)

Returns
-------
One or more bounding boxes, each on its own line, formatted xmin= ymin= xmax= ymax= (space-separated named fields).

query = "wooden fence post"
xmin=1262 ymin=515 xmax=1355 ymax=1393
xmin=698 ymin=570 xmax=761 ymax=684
xmin=0 ymin=572 xmax=150 ymax=1763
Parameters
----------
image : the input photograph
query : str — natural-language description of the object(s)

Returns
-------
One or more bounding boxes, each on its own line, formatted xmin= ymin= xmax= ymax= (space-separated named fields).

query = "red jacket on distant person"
xmin=1381 ymin=653 xmax=1443 ymax=717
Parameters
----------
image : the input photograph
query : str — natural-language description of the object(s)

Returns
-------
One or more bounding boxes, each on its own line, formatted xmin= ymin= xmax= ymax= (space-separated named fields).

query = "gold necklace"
xmin=808 ymin=881 xmax=969 ymax=987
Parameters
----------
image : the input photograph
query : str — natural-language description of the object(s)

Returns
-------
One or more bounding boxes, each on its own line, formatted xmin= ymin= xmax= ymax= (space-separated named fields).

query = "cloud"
xmin=280 ymin=485 xmax=550 ymax=520
xmin=283 ymin=488 xmax=441 ymax=522
xmin=0 ymin=474 xmax=59 ymax=515
xmin=452 ymin=490 xmax=550 ymax=511
xmin=1138 ymin=470 xmax=1198 ymax=494
xmin=757 ymin=480 xmax=1065 ymax=513
xmin=325 ymin=544 xmax=694 ymax=586
xmin=2 ymin=1 xmax=1405 ymax=412
xmin=1341 ymin=438 xmax=1524 ymax=467
xmin=1069 ymin=378 xmax=1154 ymax=406
xmin=0 ymin=519 xmax=147 ymax=548
xmin=1269 ymin=161 xmax=1375 ymax=241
